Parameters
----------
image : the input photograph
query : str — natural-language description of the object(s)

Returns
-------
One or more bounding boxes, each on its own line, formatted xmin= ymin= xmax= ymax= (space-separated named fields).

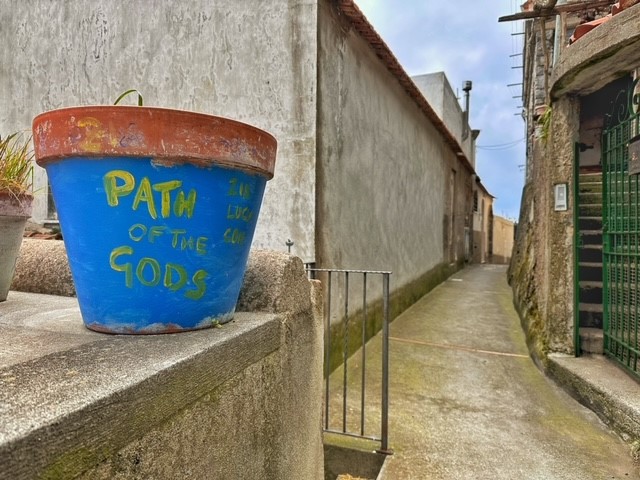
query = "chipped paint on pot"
xmin=32 ymin=106 xmax=276 ymax=334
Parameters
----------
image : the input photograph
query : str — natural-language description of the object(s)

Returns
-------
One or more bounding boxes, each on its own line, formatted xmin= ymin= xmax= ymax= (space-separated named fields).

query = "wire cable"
xmin=477 ymin=138 xmax=525 ymax=150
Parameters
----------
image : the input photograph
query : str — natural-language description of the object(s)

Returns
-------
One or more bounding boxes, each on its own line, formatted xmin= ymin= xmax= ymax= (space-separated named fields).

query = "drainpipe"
xmin=462 ymin=80 xmax=472 ymax=141
xmin=471 ymin=129 xmax=480 ymax=170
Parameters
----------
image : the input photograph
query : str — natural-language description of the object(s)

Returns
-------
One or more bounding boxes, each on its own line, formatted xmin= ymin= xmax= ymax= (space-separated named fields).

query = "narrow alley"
xmin=328 ymin=265 xmax=639 ymax=480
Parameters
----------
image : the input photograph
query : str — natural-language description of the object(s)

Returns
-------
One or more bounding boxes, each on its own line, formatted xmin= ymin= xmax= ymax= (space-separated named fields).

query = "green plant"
xmin=0 ymin=132 xmax=34 ymax=197
xmin=540 ymin=106 xmax=552 ymax=142
xmin=114 ymin=89 xmax=144 ymax=106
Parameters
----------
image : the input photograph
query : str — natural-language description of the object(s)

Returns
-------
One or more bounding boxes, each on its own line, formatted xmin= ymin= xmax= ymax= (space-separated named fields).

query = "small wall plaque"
xmin=554 ymin=183 xmax=568 ymax=212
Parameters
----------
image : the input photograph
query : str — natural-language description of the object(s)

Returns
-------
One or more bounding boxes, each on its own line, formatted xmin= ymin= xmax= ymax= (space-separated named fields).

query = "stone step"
xmin=579 ymin=282 xmax=603 ymax=304
xmin=580 ymin=327 xmax=604 ymax=355
xmin=579 ymin=245 xmax=603 ymax=263
xmin=579 ymin=231 xmax=602 ymax=246
xmin=579 ymin=217 xmax=603 ymax=231
xmin=579 ymin=302 xmax=603 ymax=312
xmin=579 ymin=192 xmax=603 ymax=204
xmin=579 ymin=306 xmax=603 ymax=329
xmin=579 ymin=172 xmax=602 ymax=180
xmin=579 ymin=183 xmax=603 ymax=194
xmin=578 ymin=262 xmax=603 ymax=282
xmin=579 ymin=203 xmax=602 ymax=217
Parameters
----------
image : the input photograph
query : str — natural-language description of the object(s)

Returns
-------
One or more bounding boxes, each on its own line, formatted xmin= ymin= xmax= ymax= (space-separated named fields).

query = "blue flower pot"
xmin=33 ymin=106 xmax=276 ymax=334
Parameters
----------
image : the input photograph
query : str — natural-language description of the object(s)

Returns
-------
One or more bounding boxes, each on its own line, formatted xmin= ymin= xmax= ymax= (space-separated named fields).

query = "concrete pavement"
xmin=341 ymin=264 xmax=639 ymax=479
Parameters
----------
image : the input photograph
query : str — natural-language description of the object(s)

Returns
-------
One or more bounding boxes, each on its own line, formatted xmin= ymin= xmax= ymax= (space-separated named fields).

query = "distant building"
xmin=413 ymin=72 xmax=499 ymax=265
xmin=492 ymin=216 xmax=515 ymax=265
xmin=472 ymin=179 xmax=494 ymax=263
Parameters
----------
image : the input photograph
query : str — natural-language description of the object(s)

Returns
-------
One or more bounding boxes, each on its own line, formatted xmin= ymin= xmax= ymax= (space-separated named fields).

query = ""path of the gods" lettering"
xmin=101 ymin=170 xmax=256 ymax=300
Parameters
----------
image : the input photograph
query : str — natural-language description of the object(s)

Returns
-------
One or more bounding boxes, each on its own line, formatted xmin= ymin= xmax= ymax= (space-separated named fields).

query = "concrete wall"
xmin=0 ymin=248 xmax=324 ymax=480
xmin=472 ymin=187 xmax=493 ymax=263
xmin=492 ymin=215 xmax=514 ymax=264
xmin=0 ymin=0 xmax=318 ymax=261
xmin=413 ymin=72 xmax=476 ymax=168
xmin=316 ymin=3 xmax=471 ymax=294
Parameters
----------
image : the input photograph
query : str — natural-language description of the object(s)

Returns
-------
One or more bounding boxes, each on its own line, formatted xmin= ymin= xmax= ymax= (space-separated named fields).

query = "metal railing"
xmin=602 ymin=94 xmax=640 ymax=377
xmin=306 ymin=267 xmax=392 ymax=454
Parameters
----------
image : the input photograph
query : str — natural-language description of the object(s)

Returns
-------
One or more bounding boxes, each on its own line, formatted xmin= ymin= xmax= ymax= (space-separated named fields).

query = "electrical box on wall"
xmin=554 ymin=183 xmax=568 ymax=211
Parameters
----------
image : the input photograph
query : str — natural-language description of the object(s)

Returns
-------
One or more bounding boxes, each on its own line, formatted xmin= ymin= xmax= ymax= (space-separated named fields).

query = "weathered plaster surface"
xmin=316 ymin=3 xmax=469 ymax=293
xmin=510 ymin=95 xmax=579 ymax=356
xmin=545 ymin=96 xmax=578 ymax=352
xmin=0 ymin=0 xmax=318 ymax=260
xmin=492 ymin=216 xmax=515 ymax=264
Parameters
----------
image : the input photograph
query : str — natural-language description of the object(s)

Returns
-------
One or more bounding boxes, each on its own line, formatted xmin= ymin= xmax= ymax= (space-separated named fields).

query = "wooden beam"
xmin=499 ymin=10 xmax=551 ymax=21
xmin=555 ymin=0 xmax=614 ymax=12
xmin=498 ymin=0 xmax=614 ymax=22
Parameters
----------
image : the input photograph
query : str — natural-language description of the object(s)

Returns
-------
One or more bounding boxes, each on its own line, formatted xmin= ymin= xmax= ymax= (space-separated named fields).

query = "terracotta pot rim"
xmin=32 ymin=106 xmax=277 ymax=179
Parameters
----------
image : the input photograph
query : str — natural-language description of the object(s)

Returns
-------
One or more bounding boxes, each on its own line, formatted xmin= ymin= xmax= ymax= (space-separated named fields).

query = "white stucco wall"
xmin=413 ymin=73 xmax=446 ymax=121
xmin=0 ymin=0 xmax=317 ymax=260
xmin=412 ymin=72 xmax=476 ymax=167
xmin=316 ymin=4 xmax=452 ymax=290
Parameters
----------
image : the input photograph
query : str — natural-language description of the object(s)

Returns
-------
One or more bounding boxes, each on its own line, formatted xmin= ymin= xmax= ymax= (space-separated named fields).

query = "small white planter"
xmin=0 ymin=192 xmax=32 ymax=301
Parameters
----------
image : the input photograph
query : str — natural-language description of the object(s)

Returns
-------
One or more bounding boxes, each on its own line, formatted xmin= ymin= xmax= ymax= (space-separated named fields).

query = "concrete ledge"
xmin=547 ymin=353 xmax=640 ymax=442
xmin=551 ymin=4 xmax=640 ymax=98
xmin=237 ymin=249 xmax=311 ymax=315
xmin=11 ymin=239 xmax=75 ymax=297
xmin=0 ymin=249 xmax=324 ymax=480
xmin=0 ymin=295 xmax=281 ymax=479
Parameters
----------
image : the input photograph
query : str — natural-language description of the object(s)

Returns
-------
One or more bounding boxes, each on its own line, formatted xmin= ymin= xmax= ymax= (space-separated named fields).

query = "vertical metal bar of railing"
xmin=324 ymin=271 xmax=332 ymax=430
xmin=603 ymin=128 xmax=611 ymax=354
xmin=379 ymin=272 xmax=391 ymax=454
xmin=360 ymin=272 xmax=367 ymax=436
xmin=636 ymin=150 xmax=640 ymax=372
xmin=572 ymin=142 xmax=581 ymax=357
xmin=635 ymin=174 xmax=639 ymax=371
xmin=342 ymin=272 xmax=349 ymax=433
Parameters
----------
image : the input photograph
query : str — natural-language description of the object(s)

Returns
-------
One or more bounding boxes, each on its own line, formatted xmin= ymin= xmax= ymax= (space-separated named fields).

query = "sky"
xmin=354 ymin=0 xmax=526 ymax=221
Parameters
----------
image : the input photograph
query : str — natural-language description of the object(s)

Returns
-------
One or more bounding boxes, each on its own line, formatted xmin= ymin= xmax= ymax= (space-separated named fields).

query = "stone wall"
xmin=512 ymin=6 xmax=640 ymax=359
xmin=510 ymin=95 xmax=578 ymax=358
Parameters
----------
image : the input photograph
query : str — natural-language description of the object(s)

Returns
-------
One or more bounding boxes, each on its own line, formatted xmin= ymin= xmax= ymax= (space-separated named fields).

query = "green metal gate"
xmin=602 ymin=77 xmax=640 ymax=376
